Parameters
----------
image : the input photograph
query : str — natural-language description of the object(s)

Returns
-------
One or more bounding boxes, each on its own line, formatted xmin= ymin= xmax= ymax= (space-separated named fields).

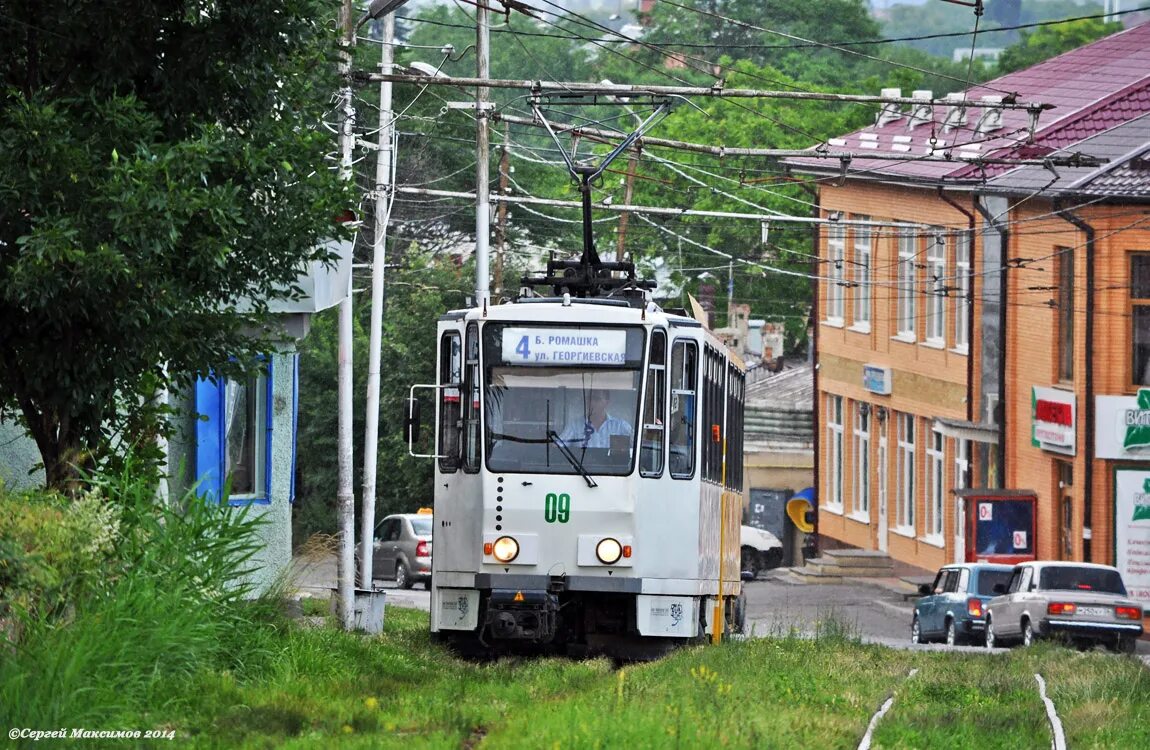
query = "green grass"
xmin=145 ymin=608 xmax=1150 ymax=749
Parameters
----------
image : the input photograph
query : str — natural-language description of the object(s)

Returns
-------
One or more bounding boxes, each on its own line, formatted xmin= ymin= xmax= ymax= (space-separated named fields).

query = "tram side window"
xmin=438 ymin=332 xmax=462 ymax=473
xmin=725 ymin=363 xmax=745 ymax=491
xmin=669 ymin=340 xmax=698 ymax=479
xmin=463 ymin=323 xmax=481 ymax=472
xmin=640 ymin=330 xmax=667 ymax=477
xmin=702 ymin=346 xmax=726 ymax=485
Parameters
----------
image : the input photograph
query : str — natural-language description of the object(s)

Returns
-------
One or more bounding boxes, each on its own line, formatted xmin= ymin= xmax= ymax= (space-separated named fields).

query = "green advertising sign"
xmin=1123 ymin=389 xmax=1150 ymax=450
xmin=1137 ymin=479 xmax=1150 ymax=522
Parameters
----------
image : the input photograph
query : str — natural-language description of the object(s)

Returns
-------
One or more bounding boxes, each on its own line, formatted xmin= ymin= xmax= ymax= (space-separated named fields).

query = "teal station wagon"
xmin=912 ymin=563 xmax=1014 ymax=646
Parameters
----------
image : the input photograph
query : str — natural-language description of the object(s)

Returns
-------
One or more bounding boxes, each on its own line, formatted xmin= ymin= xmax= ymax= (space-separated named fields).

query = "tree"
xmin=0 ymin=1 xmax=350 ymax=490
xmin=996 ymin=18 xmax=1122 ymax=75
xmin=640 ymin=0 xmax=883 ymax=87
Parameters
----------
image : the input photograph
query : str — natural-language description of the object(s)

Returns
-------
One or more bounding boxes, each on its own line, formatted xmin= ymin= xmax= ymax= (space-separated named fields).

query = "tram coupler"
xmin=483 ymin=589 xmax=559 ymax=643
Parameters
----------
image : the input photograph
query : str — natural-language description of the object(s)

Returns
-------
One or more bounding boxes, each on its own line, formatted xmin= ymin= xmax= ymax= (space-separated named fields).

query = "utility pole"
xmin=474 ymin=1 xmax=491 ymax=306
xmin=614 ymin=147 xmax=639 ymax=262
xmin=336 ymin=0 xmax=357 ymax=631
xmin=495 ymin=122 xmax=510 ymax=297
xmin=360 ymin=12 xmax=395 ymax=591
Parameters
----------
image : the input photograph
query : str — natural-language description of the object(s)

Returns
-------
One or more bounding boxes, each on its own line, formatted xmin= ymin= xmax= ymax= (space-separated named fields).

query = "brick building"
xmin=786 ymin=23 xmax=1150 ymax=580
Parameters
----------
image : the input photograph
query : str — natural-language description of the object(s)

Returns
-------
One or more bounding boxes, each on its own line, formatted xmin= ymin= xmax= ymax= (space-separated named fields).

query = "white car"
xmin=985 ymin=561 xmax=1143 ymax=653
xmin=740 ymin=525 xmax=783 ymax=579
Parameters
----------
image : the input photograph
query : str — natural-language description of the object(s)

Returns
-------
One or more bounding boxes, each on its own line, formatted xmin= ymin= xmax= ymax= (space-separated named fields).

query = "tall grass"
xmin=0 ymin=458 xmax=283 ymax=728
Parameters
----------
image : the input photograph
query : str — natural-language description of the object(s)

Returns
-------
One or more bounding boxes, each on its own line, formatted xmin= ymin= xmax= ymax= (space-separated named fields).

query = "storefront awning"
xmin=933 ymin=417 xmax=999 ymax=444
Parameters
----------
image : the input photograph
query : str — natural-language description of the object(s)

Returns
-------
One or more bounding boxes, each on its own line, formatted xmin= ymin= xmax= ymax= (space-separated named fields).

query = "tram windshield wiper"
xmin=547 ymin=430 xmax=598 ymax=488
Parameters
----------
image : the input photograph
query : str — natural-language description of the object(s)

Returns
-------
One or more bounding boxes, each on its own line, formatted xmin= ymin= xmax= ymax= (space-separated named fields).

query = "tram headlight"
xmin=595 ymin=537 xmax=623 ymax=565
xmin=492 ymin=536 xmax=520 ymax=563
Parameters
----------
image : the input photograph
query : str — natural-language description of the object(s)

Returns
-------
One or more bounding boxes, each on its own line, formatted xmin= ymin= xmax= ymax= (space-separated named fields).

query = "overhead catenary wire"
xmin=349 ymin=2 xmax=1150 ymax=324
xmin=656 ymin=0 xmax=1015 ymax=98
xmin=364 ymin=72 xmax=1050 ymax=112
xmin=393 ymin=4 xmax=1150 ymax=54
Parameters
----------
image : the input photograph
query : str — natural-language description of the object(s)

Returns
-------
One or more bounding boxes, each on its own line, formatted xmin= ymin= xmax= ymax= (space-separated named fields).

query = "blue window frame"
xmin=195 ymin=359 xmax=274 ymax=505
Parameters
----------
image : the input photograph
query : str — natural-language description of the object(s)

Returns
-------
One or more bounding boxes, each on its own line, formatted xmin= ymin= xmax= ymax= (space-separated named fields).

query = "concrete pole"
xmin=360 ymin=13 xmax=395 ymax=591
xmin=336 ymin=0 xmax=357 ymax=631
xmin=495 ymin=122 xmax=509 ymax=297
xmin=474 ymin=1 xmax=491 ymax=306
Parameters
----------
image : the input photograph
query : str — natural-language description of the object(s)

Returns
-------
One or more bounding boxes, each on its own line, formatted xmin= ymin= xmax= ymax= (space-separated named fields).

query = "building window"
xmin=1057 ymin=247 xmax=1074 ymax=382
xmin=897 ymin=229 xmax=917 ymax=338
xmin=826 ymin=222 xmax=845 ymax=323
xmin=853 ymin=403 xmax=870 ymax=516
xmin=926 ymin=228 xmax=947 ymax=344
xmin=954 ymin=437 xmax=969 ymax=543
xmin=954 ymin=437 xmax=969 ymax=491
xmin=1133 ymin=254 xmax=1150 ymax=386
xmin=194 ymin=362 xmax=273 ymax=505
xmin=827 ymin=394 xmax=844 ymax=510
xmin=926 ymin=428 xmax=944 ymax=538
xmin=853 ymin=217 xmax=872 ymax=328
xmin=955 ymin=231 xmax=971 ymax=351
xmin=896 ymin=412 xmax=915 ymax=529
xmin=1058 ymin=461 xmax=1074 ymax=560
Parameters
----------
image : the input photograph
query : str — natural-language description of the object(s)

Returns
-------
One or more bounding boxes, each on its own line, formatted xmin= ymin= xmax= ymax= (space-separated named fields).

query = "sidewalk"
xmin=766 ymin=560 xmax=934 ymax=601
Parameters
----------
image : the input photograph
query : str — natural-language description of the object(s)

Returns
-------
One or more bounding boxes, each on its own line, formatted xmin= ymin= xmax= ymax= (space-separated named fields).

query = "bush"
xmin=0 ymin=484 xmax=120 ymax=621
xmin=0 ymin=459 xmax=283 ymax=728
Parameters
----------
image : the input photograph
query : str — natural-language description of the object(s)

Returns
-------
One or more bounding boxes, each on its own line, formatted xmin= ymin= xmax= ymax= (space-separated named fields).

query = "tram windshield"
xmin=483 ymin=323 xmax=645 ymax=475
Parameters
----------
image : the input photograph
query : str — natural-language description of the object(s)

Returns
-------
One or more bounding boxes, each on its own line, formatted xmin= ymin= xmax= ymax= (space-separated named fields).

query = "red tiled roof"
xmin=953 ymin=77 xmax=1150 ymax=179
xmin=787 ymin=22 xmax=1150 ymax=184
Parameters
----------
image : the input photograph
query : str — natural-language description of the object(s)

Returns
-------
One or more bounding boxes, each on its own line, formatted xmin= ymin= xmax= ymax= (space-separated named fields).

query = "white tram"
xmin=406 ymin=287 xmax=747 ymax=659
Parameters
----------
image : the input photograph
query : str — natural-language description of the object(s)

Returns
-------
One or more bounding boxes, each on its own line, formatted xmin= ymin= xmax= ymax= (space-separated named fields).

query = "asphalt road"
xmin=744 ymin=574 xmax=918 ymax=648
xmin=290 ymin=552 xmax=433 ymax=611
xmin=291 ymin=555 xmax=917 ymax=644
xmin=745 ymin=572 xmax=1150 ymax=658
xmin=290 ymin=556 xmax=1149 ymax=659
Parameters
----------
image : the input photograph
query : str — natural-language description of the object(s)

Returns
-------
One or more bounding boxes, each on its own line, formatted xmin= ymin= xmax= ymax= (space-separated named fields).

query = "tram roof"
xmin=439 ymin=297 xmax=701 ymax=328
xmin=438 ymin=299 xmax=743 ymax=370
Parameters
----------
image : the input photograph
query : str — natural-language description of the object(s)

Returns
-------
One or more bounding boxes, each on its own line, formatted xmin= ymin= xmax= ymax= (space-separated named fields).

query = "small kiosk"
xmin=954 ymin=489 xmax=1037 ymax=565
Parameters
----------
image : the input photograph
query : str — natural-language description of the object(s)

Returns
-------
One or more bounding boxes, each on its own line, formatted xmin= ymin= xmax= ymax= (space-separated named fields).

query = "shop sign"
xmin=1031 ymin=386 xmax=1075 ymax=455
xmin=1112 ymin=469 xmax=1150 ymax=603
xmin=863 ymin=364 xmax=892 ymax=395
xmin=1096 ymin=389 xmax=1150 ymax=459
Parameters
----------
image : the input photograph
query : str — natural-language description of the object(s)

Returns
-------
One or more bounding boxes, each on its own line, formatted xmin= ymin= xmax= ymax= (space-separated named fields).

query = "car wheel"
xmin=1022 ymin=619 xmax=1035 ymax=648
xmin=395 ymin=561 xmax=414 ymax=590
xmin=911 ymin=614 xmax=923 ymax=644
xmin=423 ymin=579 xmax=432 ymax=591
xmin=946 ymin=619 xmax=959 ymax=647
xmin=985 ymin=618 xmax=997 ymax=649
xmin=1118 ymin=636 xmax=1137 ymax=655
xmin=741 ymin=547 xmax=760 ymax=580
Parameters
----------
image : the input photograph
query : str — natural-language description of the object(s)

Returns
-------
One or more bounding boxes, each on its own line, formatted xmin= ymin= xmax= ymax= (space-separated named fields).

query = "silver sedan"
xmin=985 ymin=561 xmax=1144 ymax=653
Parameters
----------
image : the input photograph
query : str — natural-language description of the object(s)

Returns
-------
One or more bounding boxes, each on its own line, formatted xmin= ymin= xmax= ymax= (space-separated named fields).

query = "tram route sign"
xmin=502 ymin=327 xmax=628 ymax=365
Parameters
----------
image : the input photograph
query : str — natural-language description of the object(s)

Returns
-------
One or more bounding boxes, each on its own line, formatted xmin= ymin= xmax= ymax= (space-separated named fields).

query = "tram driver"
xmin=559 ymin=388 xmax=633 ymax=450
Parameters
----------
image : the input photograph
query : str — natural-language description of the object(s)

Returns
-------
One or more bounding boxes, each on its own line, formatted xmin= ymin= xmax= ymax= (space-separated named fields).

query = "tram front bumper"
xmin=483 ymin=589 xmax=559 ymax=643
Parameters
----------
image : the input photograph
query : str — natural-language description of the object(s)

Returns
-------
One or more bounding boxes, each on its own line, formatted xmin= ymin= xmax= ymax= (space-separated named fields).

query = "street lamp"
xmin=357 ymin=0 xmax=413 ymax=29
